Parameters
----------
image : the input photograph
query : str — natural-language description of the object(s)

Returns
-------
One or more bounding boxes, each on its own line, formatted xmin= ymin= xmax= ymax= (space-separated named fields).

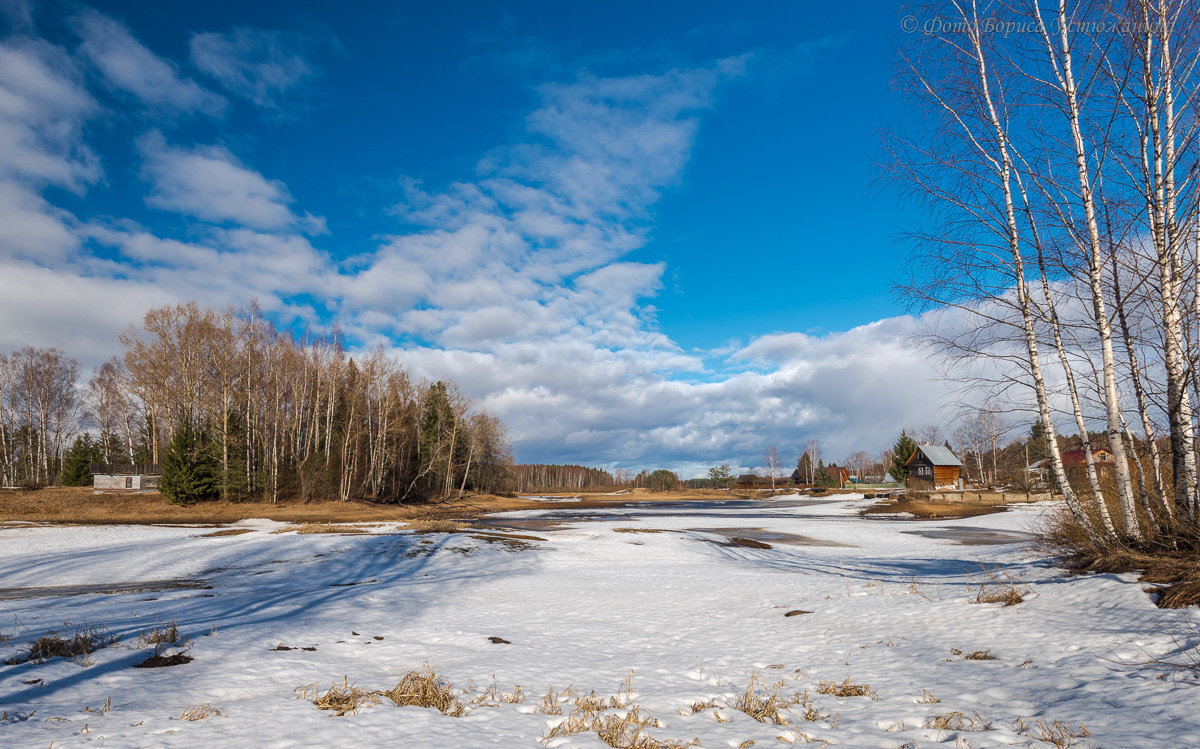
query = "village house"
xmin=1026 ymin=447 xmax=1116 ymax=487
xmin=904 ymin=445 xmax=964 ymax=490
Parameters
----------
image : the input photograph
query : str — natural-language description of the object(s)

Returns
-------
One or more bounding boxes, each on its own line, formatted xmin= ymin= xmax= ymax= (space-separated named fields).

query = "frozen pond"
xmin=0 ymin=496 xmax=1195 ymax=747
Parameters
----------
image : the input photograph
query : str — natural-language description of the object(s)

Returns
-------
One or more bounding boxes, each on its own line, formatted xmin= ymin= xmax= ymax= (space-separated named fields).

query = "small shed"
xmin=91 ymin=463 xmax=161 ymax=493
xmin=904 ymin=445 xmax=963 ymax=490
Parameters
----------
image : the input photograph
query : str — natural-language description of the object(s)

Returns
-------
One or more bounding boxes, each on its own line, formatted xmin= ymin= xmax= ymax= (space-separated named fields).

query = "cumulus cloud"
xmin=71 ymin=9 xmax=224 ymax=114
xmin=0 ymin=37 xmax=98 ymax=262
xmin=189 ymin=27 xmax=316 ymax=109
xmin=138 ymin=131 xmax=321 ymax=232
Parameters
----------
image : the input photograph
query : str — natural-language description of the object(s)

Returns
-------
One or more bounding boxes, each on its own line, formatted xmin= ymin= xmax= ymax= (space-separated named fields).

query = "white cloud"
xmin=189 ymin=27 xmax=315 ymax=109
xmin=0 ymin=39 xmax=97 ymax=188
xmin=0 ymin=37 xmax=97 ymax=262
xmin=138 ymin=131 xmax=310 ymax=231
xmin=72 ymin=9 xmax=224 ymax=115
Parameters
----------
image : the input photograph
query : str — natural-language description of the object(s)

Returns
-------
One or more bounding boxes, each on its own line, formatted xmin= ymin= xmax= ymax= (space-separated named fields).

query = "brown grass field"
xmin=0 ymin=486 xmax=783 ymax=526
xmin=0 ymin=486 xmax=1001 ymax=526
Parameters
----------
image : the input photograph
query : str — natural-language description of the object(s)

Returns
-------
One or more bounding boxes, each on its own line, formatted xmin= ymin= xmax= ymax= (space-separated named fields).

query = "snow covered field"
xmin=0 ymin=495 xmax=1197 ymax=747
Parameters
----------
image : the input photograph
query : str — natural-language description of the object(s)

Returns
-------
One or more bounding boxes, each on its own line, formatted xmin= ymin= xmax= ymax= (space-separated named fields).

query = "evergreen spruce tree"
xmin=61 ymin=434 xmax=101 ymax=486
xmin=814 ymin=459 xmax=835 ymax=488
xmin=1028 ymin=419 xmax=1049 ymax=461
xmin=890 ymin=429 xmax=918 ymax=482
xmin=159 ymin=421 xmax=219 ymax=506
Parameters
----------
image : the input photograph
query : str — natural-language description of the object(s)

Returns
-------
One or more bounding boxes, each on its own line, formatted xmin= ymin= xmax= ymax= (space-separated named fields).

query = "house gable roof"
xmin=905 ymin=445 xmax=963 ymax=468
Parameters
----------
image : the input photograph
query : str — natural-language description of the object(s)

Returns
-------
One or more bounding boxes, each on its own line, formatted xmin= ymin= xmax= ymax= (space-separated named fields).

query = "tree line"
xmin=1 ymin=302 xmax=514 ymax=503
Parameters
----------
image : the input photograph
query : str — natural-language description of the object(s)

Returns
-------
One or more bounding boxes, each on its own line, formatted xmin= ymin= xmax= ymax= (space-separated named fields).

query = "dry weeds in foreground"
xmin=5 ymin=623 xmax=117 ymax=665
xmin=179 ymin=703 xmax=225 ymax=722
xmin=924 ymin=710 xmax=991 ymax=732
xmin=134 ymin=621 xmax=180 ymax=648
xmin=297 ymin=679 xmax=381 ymax=716
xmin=292 ymin=523 xmax=371 ymax=535
xmin=404 ymin=519 xmax=462 ymax=534
xmin=380 ymin=666 xmax=465 ymax=716
xmin=542 ymin=674 xmax=699 ymax=749
xmin=1015 ymin=716 xmax=1092 ymax=748
xmin=815 ymin=677 xmax=875 ymax=699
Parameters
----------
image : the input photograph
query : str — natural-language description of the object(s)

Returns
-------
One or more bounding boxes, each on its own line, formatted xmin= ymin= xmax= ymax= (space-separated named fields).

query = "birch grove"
xmin=4 ymin=302 xmax=514 ymax=501
xmin=896 ymin=0 xmax=1200 ymax=545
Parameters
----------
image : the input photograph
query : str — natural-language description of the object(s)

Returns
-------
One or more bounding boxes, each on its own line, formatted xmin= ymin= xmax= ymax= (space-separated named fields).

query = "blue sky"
xmin=0 ymin=0 xmax=954 ymax=475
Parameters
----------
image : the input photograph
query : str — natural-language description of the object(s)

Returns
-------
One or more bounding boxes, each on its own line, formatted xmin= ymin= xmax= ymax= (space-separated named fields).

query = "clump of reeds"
xmin=975 ymin=586 xmax=1025 ymax=605
xmin=733 ymin=674 xmax=804 ymax=724
xmin=405 ymin=519 xmax=462 ymax=534
xmin=298 ymin=678 xmax=381 ymax=716
xmin=970 ymin=565 xmax=1028 ymax=606
xmin=179 ymin=703 xmax=224 ymax=721
xmin=380 ymin=666 xmax=465 ymax=717
xmin=294 ymin=523 xmax=369 ymax=535
xmin=134 ymin=621 xmax=180 ymax=648
xmin=534 ymin=687 xmax=569 ymax=715
xmin=84 ymin=696 xmax=111 ymax=715
xmin=916 ymin=688 xmax=940 ymax=704
xmin=6 ymin=623 xmax=117 ymax=665
xmin=471 ymin=675 xmax=525 ymax=707
xmin=947 ymin=648 xmax=999 ymax=661
xmin=924 ymin=710 xmax=991 ymax=732
xmin=815 ymin=676 xmax=875 ymax=698
xmin=1015 ymin=717 xmax=1090 ymax=748
xmin=544 ymin=704 xmax=694 ymax=748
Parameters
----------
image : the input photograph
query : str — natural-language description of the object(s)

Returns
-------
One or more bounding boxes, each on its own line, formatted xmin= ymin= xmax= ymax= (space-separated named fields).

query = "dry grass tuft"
xmin=405 ymin=519 xmax=462 ymax=534
xmin=6 ymin=623 xmax=117 ymax=665
xmin=84 ymin=696 xmax=111 ymax=715
xmin=613 ymin=527 xmax=663 ymax=534
xmin=946 ymin=647 xmax=1000 ymax=661
xmin=300 ymin=678 xmax=381 ymax=716
xmin=975 ymin=587 xmax=1025 ymax=606
xmin=472 ymin=676 xmax=525 ymax=707
xmin=688 ymin=698 xmax=720 ymax=714
xmin=179 ymin=703 xmax=224 ymax=722
xmin=200 ymin=528 xmax=254 ymax=537
xmin=733 ymin=674 xmax=804 ymax=724
xmin=816 ymin=676 xmax=875 ymax=698
xmin=381 ymin=666 xmax=465 ymax=716
xmin=970 ymin=565 xmax=1028 ymax=606
xmin=917 ymin=688 xmax=941 ymax=704
xmin=134 ymin=621 xmax=180 ymax=648
xmin=544 ymin=704 xmax=695 ymax=748
xmin=534 ymin=687 xmax=566 ymax=715
xmin=294 ymin=522 xmax=370 ymax=535
xmin=924 ymin=710 xmax=991 ymax=732
xmin=1017 ymin=717 xmax=1091 ymax=748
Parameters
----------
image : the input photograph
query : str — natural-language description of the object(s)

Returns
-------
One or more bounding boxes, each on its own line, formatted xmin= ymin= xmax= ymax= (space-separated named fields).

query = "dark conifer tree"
xmin=60 ymin=434 xmax=101 ymax=486
xmin=159 ymin=421 xmax=219 ymax=506
xmin=890 ymin=430 xmax=918 ymax=482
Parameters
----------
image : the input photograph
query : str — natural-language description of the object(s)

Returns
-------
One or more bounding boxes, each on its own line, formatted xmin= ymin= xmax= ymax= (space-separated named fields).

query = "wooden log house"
xmin=904 ymin=445 xmax=964 ymax=490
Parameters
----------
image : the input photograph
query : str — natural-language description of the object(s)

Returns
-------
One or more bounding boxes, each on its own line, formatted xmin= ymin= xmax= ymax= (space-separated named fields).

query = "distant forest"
xmin=0 ymin=302 xmax=512 ymax=502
